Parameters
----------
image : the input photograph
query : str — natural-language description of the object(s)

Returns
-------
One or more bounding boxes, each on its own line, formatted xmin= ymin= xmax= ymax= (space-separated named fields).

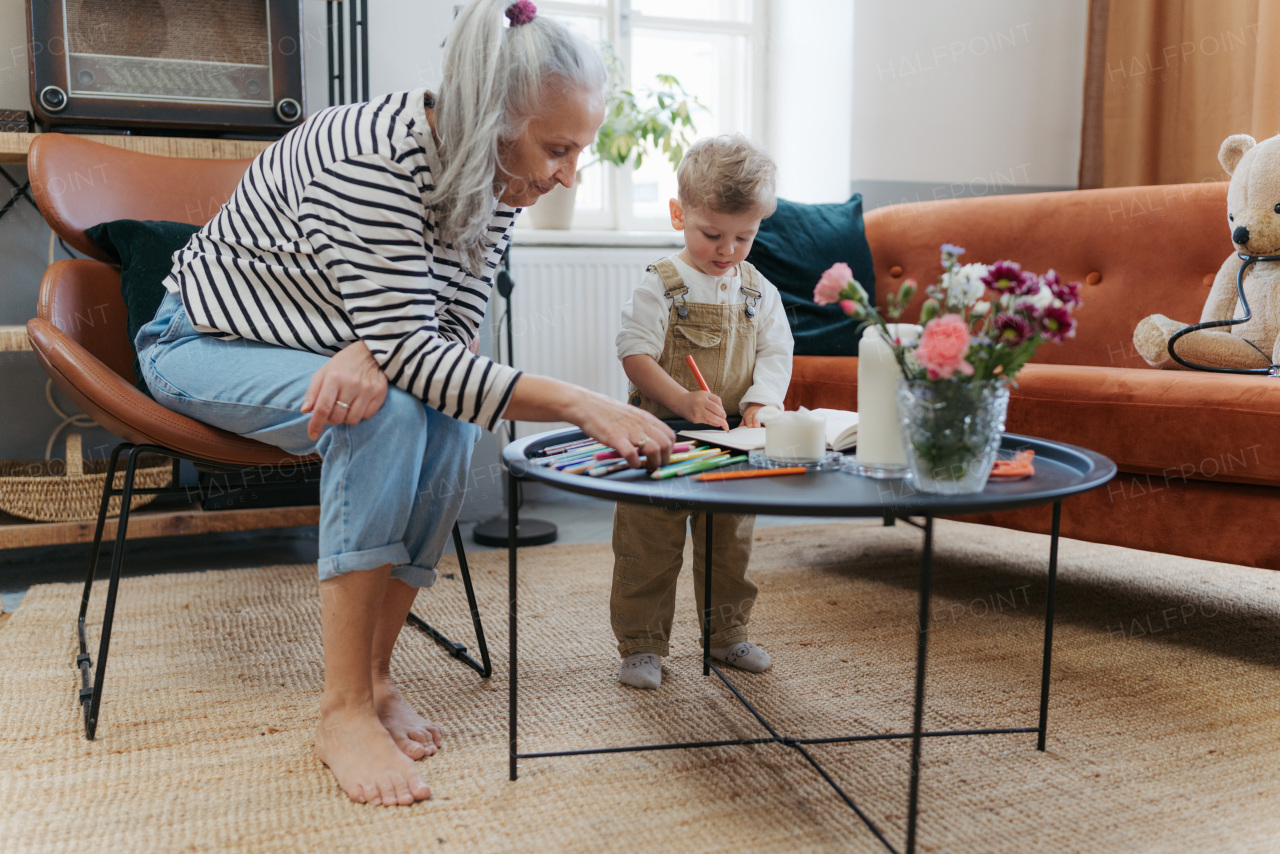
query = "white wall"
xmin=300 ymin=0 xmax=453 ymax=114
xmin=851 ymin=0 xmax=1089 ymax=190
xmin=766 ymin=0 xmax=855 ymax=203
xmin=0 ymin=0 xmax=30 ymax=108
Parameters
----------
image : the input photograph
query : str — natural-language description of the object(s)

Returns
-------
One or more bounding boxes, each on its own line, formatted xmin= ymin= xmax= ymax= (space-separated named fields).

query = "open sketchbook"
xmin=679 ymin=409 xmax=859 ymax=453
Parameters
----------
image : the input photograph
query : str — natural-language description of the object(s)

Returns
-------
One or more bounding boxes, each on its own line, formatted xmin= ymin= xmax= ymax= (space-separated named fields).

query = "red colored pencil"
xmin=686 ymin=354 xmax=731 ymax=432
xmin=686 ymin=354 xmax=710 ymax=391
xmin=696 ymin=466 xmax=808 ymax=482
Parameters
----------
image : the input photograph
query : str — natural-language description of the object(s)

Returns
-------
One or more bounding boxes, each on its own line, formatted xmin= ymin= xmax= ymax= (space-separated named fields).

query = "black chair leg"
xmin=406 ymin=522 xmax=491 ymax=678
xmin=76 ymin=444 xmax=146 ymax=740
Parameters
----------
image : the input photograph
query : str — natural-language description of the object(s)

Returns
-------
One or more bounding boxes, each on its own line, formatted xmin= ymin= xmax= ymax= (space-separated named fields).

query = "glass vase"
xmin=896 ymin=379 xmax=1011 ymax=495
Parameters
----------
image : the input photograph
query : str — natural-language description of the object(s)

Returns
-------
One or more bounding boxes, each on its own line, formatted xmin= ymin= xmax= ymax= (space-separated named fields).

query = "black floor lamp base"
xmin=472 ymin=517 xmax=558 ymax=548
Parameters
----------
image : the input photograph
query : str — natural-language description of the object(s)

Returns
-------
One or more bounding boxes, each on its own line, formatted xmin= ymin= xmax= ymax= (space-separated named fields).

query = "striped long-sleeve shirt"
xmin=163 ymin=88 xmax=522 ymax=431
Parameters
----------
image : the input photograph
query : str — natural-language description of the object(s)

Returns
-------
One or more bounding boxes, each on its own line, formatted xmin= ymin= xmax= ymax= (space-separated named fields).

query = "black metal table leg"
xmin=508 ymin=469 xmax=520 ymax=781
xmin=905 ymin=515 xmax=934 ymax=854
xmin=1037 ymin=501 xmax=1062 ymax=751
xmin=703 ymin=511 xmax=714 ymax=677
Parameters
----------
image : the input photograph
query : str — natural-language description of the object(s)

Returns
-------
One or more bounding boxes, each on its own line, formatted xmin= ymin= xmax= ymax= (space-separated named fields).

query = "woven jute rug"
xmin=2 ymin=519 xmax=1279 ymax=853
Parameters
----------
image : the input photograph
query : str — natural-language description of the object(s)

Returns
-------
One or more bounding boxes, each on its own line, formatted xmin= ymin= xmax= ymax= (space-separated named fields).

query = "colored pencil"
xmin=651 ymin=453 xmax=749 ymax=480
xmin=696 ymin=466 xmax=808 ymax=482
xmin=673 ymin=453 xmax=750 ymax=479
xmin=535 ymin=444 xmax=608 ymax=466
xmin=651 ymin=453 xmax=729 ymax=480
xmin=593 ymin=442 xmax=694 ymax=461
xmin=686 ymin=354 xmax=710 ymax=391
xmin=587 ymin=460 xmax=631 ymax=477
xmin=548 ymin=448 xmax=610 ymax=469
xmin=686 ymin=354 xmax=729 ymax=432
xmin=580 ymin=447 xmax=718 ymax=477
xmin=537 ymin=437 xmax=598 ymax=456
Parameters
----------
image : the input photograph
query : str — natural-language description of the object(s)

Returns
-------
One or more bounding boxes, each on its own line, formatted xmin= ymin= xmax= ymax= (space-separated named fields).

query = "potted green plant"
xmin=527 ymin=67 xmax=705 ymax=230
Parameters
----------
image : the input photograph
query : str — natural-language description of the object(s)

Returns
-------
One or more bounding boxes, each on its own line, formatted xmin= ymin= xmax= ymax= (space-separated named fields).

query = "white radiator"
xmin=505 ymin=243 xmax=673 ymax=439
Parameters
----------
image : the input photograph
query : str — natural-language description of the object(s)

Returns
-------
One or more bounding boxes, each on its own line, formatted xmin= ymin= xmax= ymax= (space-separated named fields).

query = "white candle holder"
xmin=749 ymin=449 xmax=844 ymax=470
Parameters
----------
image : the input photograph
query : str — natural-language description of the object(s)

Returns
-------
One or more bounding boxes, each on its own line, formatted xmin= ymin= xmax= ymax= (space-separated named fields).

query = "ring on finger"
xmin=335 ymin=400 xmax=351 ymax=409
xmin=632 ymin=435 xmax=650 ymax=447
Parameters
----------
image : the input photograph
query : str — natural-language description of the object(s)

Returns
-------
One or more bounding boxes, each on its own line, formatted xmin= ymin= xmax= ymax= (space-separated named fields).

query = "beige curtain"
xmin=1080 ymin=0 xmax=1280 ymax=188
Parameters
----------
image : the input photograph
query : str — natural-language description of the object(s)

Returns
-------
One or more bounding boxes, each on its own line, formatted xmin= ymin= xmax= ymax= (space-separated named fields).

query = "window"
xmin=540 ymin=0 xmax=767 ymax=230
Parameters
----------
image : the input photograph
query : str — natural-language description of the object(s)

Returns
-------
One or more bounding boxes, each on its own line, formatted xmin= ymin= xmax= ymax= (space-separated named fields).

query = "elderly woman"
xmin=133 ymin=0 xmax=673 ymax=807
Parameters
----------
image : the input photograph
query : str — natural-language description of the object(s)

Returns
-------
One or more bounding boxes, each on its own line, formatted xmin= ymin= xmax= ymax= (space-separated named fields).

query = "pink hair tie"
xmin=506 ymin=0 xmax=537 ymax=26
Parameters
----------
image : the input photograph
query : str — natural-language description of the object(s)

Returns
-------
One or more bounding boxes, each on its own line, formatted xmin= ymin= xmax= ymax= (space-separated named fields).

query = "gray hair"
xmin=433 ymin=0 xmax=607 ymax=271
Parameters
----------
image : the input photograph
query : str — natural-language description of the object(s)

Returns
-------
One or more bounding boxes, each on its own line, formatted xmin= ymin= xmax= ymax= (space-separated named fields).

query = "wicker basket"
xmin=0 ymin=434 xmax=172 ymax=522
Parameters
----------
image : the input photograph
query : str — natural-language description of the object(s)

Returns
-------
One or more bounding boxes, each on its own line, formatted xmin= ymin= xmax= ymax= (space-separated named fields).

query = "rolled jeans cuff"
xmin=708 ymin=626 xmax=749 ymax=648
xmin=390 ymin=564 xmax=438 ymax=590
xmin=618 ymin=640 xmax=669 ymax=658
xmin=318 ymin=542 xmax=411 ymax=583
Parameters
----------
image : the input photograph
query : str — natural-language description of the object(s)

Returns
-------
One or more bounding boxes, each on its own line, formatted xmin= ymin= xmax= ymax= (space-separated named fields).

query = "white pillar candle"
xmin=855 ymin=323 xmax=922 ymax=478
xmin=764 ymin=408 xmax=826 ymax=464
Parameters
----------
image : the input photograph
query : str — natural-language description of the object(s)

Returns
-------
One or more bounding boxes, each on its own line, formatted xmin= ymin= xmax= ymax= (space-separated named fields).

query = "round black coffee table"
xmin=501 ymin=427 xmax=1115 ymax=854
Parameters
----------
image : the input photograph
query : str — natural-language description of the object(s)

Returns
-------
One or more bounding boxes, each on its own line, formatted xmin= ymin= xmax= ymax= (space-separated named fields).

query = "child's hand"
xmin=681 ymin=390 xmax=730 ymax=431
xmin=740 ymin=402 xmax=766 ymax=428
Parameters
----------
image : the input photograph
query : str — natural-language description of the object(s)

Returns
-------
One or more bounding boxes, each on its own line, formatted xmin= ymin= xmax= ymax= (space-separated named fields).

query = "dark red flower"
xmin=1039 ymin=305 xmax=1076 ymax=342
xmin=994 ymin=313 xmax=1033 ymax=345
xmin=1043 ymin=269 xmax=1083 ymax=308
xmin=982 ymin=261 xmax=1024 ymax=292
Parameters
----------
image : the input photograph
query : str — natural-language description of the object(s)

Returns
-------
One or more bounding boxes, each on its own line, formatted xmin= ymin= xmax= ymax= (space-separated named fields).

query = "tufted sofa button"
xmin=1203 ymin=274 xmax=1215 ymax=287
xmin=1085 ymin=272 xmax=1102 ymax=285
xmin=889 ymin=265 xmax=904 ymax=278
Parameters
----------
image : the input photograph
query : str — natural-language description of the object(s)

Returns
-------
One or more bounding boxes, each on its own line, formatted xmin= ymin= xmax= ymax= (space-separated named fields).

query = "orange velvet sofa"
xmin=783 ymin=182 xmax=1280 ymax=570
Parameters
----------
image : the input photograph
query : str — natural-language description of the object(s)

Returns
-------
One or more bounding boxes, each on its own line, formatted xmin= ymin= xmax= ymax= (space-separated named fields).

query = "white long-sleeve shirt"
xmin=616 ymin=255 xmax=793 ymax=412
xmin=162 ymin=88 xmax=520 ymax=431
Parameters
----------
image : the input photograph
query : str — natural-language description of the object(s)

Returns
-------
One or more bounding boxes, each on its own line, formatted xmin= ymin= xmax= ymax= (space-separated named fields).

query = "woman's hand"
xmin=301 ymin=340 xmax=389 ymax=440
xmin=680 ymin=390 xmax=730 ymax=432
xmin=574 ymin=392 xmax=676 ymax=471
xmin=503 ymin=375 xmax=675 ymax=471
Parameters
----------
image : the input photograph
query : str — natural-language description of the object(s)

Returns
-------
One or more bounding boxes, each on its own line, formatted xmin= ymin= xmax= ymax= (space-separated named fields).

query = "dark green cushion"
xmin=84 ymin=219 xmax=200 ymax=397
xmin=747 ymin=194 xmax=875 ymax=357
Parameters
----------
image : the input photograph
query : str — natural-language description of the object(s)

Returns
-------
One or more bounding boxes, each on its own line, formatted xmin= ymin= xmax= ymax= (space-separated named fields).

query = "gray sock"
xmin=618 ymin=652 xmax=662 ymax=689
xmin=711 ymin=641 xmax=772 ymax=673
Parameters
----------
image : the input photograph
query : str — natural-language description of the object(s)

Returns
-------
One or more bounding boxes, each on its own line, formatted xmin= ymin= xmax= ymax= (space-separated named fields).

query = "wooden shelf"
xmin=0 ymin=132 xmax=273 ymax=165
xmin=0 ymin=501 xmax=318 ymax=550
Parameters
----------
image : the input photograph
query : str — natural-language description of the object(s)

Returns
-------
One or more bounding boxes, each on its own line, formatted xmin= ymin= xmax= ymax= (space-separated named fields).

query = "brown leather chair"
xmin=25 ymin=134 xmax=489 ymax=740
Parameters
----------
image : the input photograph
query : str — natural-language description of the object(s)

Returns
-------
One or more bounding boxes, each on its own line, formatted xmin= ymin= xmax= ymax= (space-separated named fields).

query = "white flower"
xmin=971 ymin=300 xmax=991 ymax=317
xmin=944 ymin=263 xmax=989 ymax=307
xmin=1020 ymin=283 xmax=1054 ymax=311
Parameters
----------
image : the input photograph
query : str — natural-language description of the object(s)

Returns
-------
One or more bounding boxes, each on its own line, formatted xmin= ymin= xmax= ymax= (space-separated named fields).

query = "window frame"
xmin=538 ymin=0 xmax=768 ymax=231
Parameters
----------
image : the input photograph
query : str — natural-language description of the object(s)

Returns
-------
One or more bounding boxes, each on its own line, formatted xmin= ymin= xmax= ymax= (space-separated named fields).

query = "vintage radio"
xmin=26 ymin=0 xmax=305 ymax=137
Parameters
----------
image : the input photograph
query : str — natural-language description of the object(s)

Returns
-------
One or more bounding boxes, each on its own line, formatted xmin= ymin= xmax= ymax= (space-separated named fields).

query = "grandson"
xmin=611 ymin=134 xmax=794 ymax=689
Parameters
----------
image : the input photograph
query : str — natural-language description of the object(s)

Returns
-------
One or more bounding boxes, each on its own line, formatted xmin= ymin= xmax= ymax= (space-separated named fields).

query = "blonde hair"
xmin=676 ymin=134 xmax=777 ymax=218
xmin=434 ymin=0 xmax=606 ymax=271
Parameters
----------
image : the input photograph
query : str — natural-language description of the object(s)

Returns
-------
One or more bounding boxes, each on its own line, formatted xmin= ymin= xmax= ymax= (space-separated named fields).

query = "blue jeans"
xmin=135 ymin=291 xmax=481 ymax=588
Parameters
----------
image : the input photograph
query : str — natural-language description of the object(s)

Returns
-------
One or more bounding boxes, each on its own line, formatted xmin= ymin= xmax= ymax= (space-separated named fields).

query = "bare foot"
xmin=375 ymin=677 xmax=443 ymax=760
xmin=315 ymin=704 xmax=431 ymax=806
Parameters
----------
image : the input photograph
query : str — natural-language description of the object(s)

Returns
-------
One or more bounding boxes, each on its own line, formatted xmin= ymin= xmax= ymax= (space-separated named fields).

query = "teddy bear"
xmin=1133 ymin=132 xmax=1280 ymax=370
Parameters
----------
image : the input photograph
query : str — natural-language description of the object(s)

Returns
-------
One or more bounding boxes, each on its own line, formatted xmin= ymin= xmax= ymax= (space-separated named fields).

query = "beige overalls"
xmin=610 ymin=257 xmax=765 ymax=658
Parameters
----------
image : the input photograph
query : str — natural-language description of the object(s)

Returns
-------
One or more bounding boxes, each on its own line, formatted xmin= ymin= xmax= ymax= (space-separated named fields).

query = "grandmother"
xmin=133 ymin=0 xmax=673 ymax=807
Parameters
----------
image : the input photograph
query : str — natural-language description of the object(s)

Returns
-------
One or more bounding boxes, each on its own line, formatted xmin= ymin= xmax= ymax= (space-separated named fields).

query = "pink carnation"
xmin=814 ymin=263 xmax=854 ymax=305
xmin=914 ymin=314 xmax=975 ymax=380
